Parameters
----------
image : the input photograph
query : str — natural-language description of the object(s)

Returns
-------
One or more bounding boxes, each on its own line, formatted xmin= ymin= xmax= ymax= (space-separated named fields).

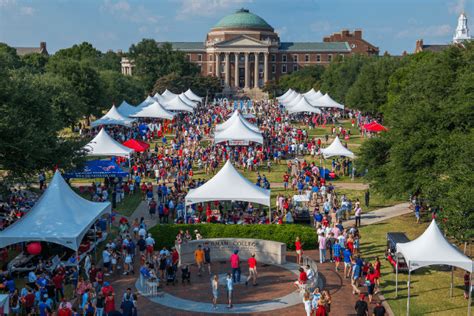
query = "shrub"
xmin=148 ymin=224 xmax=316 ymax=251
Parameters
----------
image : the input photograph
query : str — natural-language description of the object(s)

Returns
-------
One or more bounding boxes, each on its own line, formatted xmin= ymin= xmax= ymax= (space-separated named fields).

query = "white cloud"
xmin=20 ymin=6 xmax=35 ymax=16
xmin=0 ymin=0 xmax=16 ymax=8
xmin=448 ymin=0 xmax=465 ymax=14
xmin=396 ymin=24 xmax=453 ymax=39
xmin=102 ymin=0 xmax=130 ymax=13
xmin=101 ymin=1 xmax=162 ymax=26
xmin=275 ymin=26 xmax=287 ymax=37
xmin=176 ymin=0 xmax=253 ymax=19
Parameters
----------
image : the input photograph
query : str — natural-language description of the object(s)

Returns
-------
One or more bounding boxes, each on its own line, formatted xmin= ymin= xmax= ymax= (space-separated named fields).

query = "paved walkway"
xmin=346 ymin=202 xmax=411 ymax=226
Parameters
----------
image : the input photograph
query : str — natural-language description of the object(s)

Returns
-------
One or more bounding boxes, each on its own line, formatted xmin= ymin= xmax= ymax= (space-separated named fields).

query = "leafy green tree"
xmin=53 ymin=42 xmax=102 ymax=65
xmin=46 ymin=58 xmax=105 ymax=117
xmin=129 ymin=39 xmax=199 ymax=91
xmin=100 ymin=70 xmax=145 ymax=106
xmin=0 ymin=43 xmax=22 ymax=69
xmin=320 ymin=54 xmax=370 ymax=104
xmin=278 ymin=65 xmax=325 ymax=92
xmin=357 ymin=44 xmax=474 ymax=242
xmin=21 ymin=53 xmax=49 ymax=73
xmin=345 ymin=56 xmax=404 ymax=114
xmin=0 ymin=70 xmax=84 ymax=181
xmin=100 ymin=50 xmax=122 ymax=72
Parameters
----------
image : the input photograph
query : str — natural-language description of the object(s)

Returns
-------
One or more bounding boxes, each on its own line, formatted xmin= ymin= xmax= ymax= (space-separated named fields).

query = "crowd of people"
xmin=0 ymin=95 xmax=398 ymax=315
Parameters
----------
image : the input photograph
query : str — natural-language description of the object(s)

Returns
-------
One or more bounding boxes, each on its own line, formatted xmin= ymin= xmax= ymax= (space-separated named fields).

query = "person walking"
xmin=230 ymin=250 xmax=241 ymax=283
xmin=245 ymin=254 xmax=258 ymax=286
xmin=295 ymin=237 xmax=303 ymax=265
xmin=354 ymin=204 xmax=362 ymax=227
xmin=318 ymin=233 xmax=326 ymax=263
xmin=211 ymin=275 xmax=219 ymax=310
xmin=302 ymin=291 xmax=312 ymax=316
xmin=226 ymin=273 xmax=233 ymax=309
xmin=354 ymin=294 xmax=369 ymax=316
xmin=203 ymin=242 xmax=212 ymax=275
xmin=332 ymin=239 xmax=342 ymax=272
xmin=194 ymin=245 xmax=205 ymax=276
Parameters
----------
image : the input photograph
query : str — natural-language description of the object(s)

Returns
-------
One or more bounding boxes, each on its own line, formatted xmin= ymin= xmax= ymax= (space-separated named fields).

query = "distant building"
xmin=14 ymin=42 xmax=49 ymax=56
xmin=121 ymin=8 xmax=379 ymax=91
xmin=415 ymin=13 xmax=471 ymax=53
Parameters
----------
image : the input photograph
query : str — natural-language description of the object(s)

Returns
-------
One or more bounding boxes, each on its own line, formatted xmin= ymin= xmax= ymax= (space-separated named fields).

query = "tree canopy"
xmin=129 ymin=40 xmax=199 ymax=92
xmin=356 ymin=44 xmax=474 ymax=241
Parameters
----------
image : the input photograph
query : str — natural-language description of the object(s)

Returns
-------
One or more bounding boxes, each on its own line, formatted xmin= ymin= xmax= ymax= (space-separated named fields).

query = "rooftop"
xmin=212 ymin=8 xmax=273 ymax=31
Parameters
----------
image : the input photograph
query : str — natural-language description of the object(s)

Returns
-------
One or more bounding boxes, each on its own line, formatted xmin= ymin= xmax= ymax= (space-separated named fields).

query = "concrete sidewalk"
xmin=346 ymin=202 xmax=411 ymax=226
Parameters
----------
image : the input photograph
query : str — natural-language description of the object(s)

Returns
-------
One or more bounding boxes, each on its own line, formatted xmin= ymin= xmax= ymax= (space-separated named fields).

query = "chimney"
xmin=341 ymin=29 xmax=350 ymax=37
xmin=402 ymin=50 xmax=407 ymax=56
xmin=354 ymin=29 xmax=362 ymax=39
xmin=323 ymin=37 xmax=330 ymax=42
xmin=40 ymin=42 xmax=46 ymax=50
xmin=415 ymin=39 xmax=423 ymax=53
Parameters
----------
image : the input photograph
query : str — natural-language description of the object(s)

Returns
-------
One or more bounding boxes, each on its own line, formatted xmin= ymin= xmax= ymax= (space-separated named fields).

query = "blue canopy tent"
xmin=64 ymin=160 xmax=128 ymax=179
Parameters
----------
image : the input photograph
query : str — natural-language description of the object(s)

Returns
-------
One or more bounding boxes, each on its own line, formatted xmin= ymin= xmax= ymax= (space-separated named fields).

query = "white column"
xmin=234 ymin=53 xmax=239 ymax=88
xmin=244 ymin=52 xmax=249 ymax=89
xmin=264 ymin=52 xmax=269 ymax=83
xmin=224 ymin=52 xmax=230 ymax=86
xmin=254 ymin=52 xmax=259 ymax=88
xmin=215 ymin=53 xmax=219 ymax=77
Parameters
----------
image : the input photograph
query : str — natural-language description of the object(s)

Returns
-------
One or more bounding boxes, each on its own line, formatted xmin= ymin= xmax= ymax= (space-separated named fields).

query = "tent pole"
xmin=450 ymin=266 xmax=454 ymax=297
xmin=468 ymin=272 xmax=472 ymax=316
xmin=407 ymin=265 xmax=411 ymax=316
xmin=395 ymin=254 xmax=398 ymax=297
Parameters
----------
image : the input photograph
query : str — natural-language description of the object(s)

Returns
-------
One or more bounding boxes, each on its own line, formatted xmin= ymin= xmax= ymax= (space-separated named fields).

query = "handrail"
xmin=302 ymin=255 xmax=322 ymax=290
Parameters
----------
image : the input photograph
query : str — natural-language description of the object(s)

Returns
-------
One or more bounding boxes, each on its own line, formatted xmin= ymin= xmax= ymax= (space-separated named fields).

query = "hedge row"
xmin=148 ymin=224 xmax=317 ymax=251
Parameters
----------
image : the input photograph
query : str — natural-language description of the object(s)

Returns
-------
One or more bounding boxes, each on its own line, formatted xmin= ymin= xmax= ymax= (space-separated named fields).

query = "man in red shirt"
xmin=24 ymin=288 xmax=35 ymax=315
xmin=230 ymin=250 xmax=241 ymax=283
xmin=245 ymin=254 xmax=258 ymax=286
xmin=294 ymin=267 xmax=308 ymax=290
xmin=52 ymin=273 xmax=65 ymax=302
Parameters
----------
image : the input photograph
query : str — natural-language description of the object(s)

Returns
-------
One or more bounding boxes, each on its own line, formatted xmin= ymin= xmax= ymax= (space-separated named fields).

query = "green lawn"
xmin=359 ymin=214 xmax=471 ymax=315
xmin=74 ymin=188 xmax=142 ymax=217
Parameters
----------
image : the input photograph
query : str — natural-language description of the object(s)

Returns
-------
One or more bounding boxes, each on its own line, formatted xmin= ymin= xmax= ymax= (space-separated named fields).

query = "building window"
xmin=282 ymin=54 xmax=287 ymax=62
xmin=305 ymin=54 xmax=310 ymax=62
xmin=208 ymin=65 xmax=213 ymax=73
xmin=316 ymin=54 xmax=321 ymax=62
xmin=197 ymin=54 xmax=202 ymax=62
xmin=271 ymin=64 xmax=276 ymax=73
xmin=293 ymin=64 xmax=298 ymax=72
xmin=197 ymin=64 xmax=202 ymax=72
xmin=186 ymin=54 xmax=191 ymax=61
xmin=271 ymin=54 xmax=276 ymax=62
xmin=293 ymin=55 xmax=298 ymax=62
xmin=340 ymin=54 xmax=345 ymax=60
xmin=209 ymin=54 xmax=213 ymax=61
xmin=328 ymin=54 xmax=333 ymax=62
xmin=282 ymin=64 xmax=287 ymax=73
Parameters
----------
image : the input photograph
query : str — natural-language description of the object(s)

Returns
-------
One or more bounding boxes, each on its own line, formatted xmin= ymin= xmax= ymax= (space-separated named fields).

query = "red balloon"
xmin=27 ymin=242 xmax=42 ymax=255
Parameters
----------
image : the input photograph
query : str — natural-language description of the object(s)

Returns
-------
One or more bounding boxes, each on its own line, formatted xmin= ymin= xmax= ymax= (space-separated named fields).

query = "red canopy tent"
xmin=122 ymin=139 xmax=150 ymax=152
xmin=363 ymin=121 xmax=388 ymax=132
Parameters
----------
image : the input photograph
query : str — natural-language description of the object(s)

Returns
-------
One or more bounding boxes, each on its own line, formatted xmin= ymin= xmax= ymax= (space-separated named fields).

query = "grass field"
xmin=359 ymin=213 xmax=471 ymax=315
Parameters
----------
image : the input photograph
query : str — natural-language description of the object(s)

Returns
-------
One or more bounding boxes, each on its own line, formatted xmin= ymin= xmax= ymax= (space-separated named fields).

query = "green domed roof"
xmin=213 ymin=9 xmax=273 ymax=31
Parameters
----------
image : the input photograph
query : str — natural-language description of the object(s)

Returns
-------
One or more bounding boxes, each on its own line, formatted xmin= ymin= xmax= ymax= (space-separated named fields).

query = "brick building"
xmin=121 ymin=9 xmax=379 ymax=91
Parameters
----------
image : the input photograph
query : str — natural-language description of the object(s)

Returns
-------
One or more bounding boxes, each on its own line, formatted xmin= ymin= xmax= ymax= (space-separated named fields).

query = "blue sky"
xmin=0 ymin=0 xmax=472 ymax=54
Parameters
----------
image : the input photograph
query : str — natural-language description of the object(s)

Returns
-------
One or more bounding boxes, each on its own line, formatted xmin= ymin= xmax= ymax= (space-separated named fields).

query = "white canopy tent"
xmin=185 ymin=160 xmax=270 ymax=207
xmin=137 ymin=96 xmax=156 ymax=109
xmin=84 ymin=128 xmax=134 ymax=157
xmin=395 ymin=220 xmax=473 ymax=315
xmin=279 ymin=90 xmax=298 ymax=104
xmin=304 ymin=89 xmax=324 ymax=101
xmin=162 ymin=89 xmax=178 ymax=100
xmin=283 ymin=93 xmax=303 ymax=108
xmin=214 ymin=113 xmax=263 ymax=145
xmin=216 ymin=110 xmax=260 ymax=133
xmin=178 ymin=93 xmax=198 ymax=108
xmin=287 ymin=96 xmax=322 ymax=115
xmin=91 ymin=105 xmax=136 ymax=127
xmin=117 ymin=101 xmax=139 ymax=117
xmin=184 ymin=88 xmax=203 ymax=102
xmin=0 ymin=171 xmax=111 ymax=251
xmin=320 ymin=136 xmax=355 ymax=159
xmin=277 ymin=88 xmax=294 ymax=101
xmin=130 ymin=101 xmax=175 ymax=120
xmin=163 ymin=95 xmax=195 ymax=113
xmin=310 ymin=93 xmax=344 ymax=109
